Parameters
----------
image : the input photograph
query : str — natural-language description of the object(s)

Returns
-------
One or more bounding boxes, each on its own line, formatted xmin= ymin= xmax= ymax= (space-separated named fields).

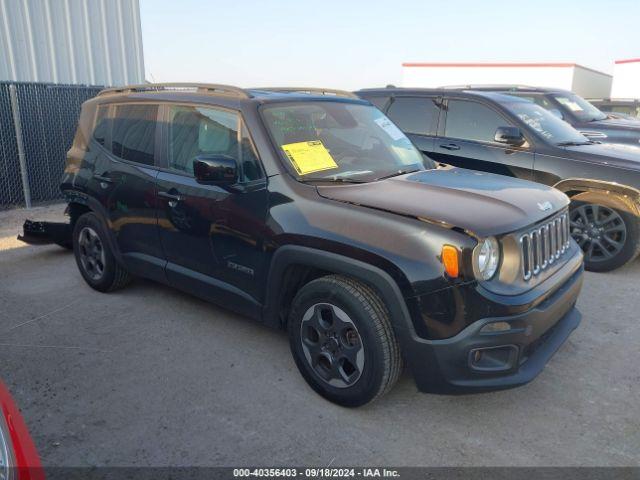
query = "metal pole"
xmin=9 ymin=84 xmax=32 ymax=209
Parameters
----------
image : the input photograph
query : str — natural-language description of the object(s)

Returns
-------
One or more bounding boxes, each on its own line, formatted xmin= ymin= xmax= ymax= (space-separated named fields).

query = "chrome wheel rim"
xmin=300 ymin=303 xmax=365 ymax=389
xmin=570 ymin=203 xmax=627 ymax=263
xmin=78 ymin=226 xmax=106 ymax=281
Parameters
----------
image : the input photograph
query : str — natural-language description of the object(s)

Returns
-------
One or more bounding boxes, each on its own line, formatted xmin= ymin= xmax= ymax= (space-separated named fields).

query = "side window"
xmin=386 ymin=97 xmax=440 ymax=136
xmin=111 ymin=104 xmax=158 ymax=165
xmin=444 ymin=100 xmax=511 ymax=143
xmin=92 ymin=105 xmax=110 ymax=147
xmin=168 ymin=105 xmax=263 ymax=182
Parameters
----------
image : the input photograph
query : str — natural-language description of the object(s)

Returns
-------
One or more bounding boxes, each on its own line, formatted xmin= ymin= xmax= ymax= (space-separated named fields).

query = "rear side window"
xmin=386 ymin=97 xmax=440 ymax=136
xmin=168 ymin=105 xmax=263 ymax=182
xmin=92 ymin=105 xmax=110 ymax=147
xmin=444 ymin=100 xmax=511 ymax=143
xmin=111 ymin=104 xmax=158 ymax=165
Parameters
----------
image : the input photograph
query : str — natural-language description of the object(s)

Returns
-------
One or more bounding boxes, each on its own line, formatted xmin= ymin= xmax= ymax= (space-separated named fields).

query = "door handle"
xmin=439 ymin=143 xmax=461 ymax=151
xmin=158 ymin=191 xmax=183 ymax=207
xmin=93 ymin=173 xmax=113 ymax=189
xmin=93 ymin=173 xmax=113 ymax=183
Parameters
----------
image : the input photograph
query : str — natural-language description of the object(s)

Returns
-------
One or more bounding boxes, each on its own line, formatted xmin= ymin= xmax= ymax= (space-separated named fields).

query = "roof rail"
xmin=256 ymin=87 xmax=359 ymax=99
xmin=97 ymin=83 xmax=252 ymax=98
xmin=440 ymin=84 xmax=536 ymax=90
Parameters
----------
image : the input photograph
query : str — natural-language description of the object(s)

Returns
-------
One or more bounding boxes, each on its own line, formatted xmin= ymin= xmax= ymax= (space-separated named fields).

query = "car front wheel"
xmin=288 ymin=275 xmax=402 ymax=407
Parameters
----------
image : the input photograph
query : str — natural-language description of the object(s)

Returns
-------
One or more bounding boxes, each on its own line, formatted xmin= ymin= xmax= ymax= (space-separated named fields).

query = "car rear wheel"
xmin=569 ymin=192 xmax=640 ymax=272
xmin=288 ymin=275 xmax=402 ymax=407
xmin=73 ymin=213 xmax=132 ymax=292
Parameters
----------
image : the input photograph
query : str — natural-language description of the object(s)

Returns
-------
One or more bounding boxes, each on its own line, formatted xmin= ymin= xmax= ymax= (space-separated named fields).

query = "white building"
xmin=610 ymin=58 xmax=640 ymax=99
xmin=0 ymin=0 xmax=145 ymax=86
xmin=401 ymin=62 xmax=613 ymax=98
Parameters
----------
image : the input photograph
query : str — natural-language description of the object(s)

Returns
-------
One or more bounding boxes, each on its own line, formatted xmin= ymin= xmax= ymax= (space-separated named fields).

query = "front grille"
xmin=520 ymin=212 xmax=570 ymax=281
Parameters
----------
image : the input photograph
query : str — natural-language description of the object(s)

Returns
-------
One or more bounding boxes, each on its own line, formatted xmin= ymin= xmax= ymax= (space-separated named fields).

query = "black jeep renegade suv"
xmin=22 ymin=84 xmax=583 ymax=406
xmin=357 ymin=87 xmax=640 ymax=272
xmin=449 ymin=85 xmax=640 ymax=146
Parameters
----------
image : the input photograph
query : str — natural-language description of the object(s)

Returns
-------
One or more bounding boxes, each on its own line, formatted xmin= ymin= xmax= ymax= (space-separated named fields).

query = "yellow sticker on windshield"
xmin=281 ymin=141 xmax=338 ymax=175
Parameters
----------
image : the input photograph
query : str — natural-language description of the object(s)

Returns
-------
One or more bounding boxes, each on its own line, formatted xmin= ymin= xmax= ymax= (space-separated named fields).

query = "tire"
xmin=72 ymin=212 xmax=132 ymax=292
xmin=569 ymin=192 xmax=640 ymax=272
xmin=288 ymin=274 xmax=402 ymax=407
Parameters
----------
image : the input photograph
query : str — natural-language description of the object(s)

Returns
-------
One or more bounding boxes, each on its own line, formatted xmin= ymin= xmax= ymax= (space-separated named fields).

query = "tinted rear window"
xmin=111 ymin=104 xmax=158 ymax=165
xmin=386 ymin=97 xmax=440 ymax=136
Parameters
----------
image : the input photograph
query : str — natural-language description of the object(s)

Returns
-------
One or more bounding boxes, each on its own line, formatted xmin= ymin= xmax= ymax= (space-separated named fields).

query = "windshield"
xmin=261 ymin=102 xmax=431 ymax=182
xmin=551 ymin=93 xmax=608 ymax=122
xmin=503 ymin=100 xmax=590 ymax=145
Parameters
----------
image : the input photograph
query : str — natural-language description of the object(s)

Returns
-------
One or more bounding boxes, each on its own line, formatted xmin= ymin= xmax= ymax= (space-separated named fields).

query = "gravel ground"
xmin=0 ymin=203 xmax=639 ymax=467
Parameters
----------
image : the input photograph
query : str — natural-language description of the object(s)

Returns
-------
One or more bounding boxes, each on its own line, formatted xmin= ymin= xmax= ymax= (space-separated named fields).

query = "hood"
xmin=316 ymin=167 xmax=569 ymax=237
xmin=563 ymin=142 xmax=640 ymax=170
xmin=588 ymin=118 xmax=640 ymax=131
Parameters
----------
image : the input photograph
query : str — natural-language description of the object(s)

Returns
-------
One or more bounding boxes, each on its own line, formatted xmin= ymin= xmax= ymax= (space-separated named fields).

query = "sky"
xmin=139 ymin=0 xmax=640 ymax=91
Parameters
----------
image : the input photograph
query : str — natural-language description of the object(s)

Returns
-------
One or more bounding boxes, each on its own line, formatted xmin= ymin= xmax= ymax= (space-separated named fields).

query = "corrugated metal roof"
xmin=0 ymin=0 xmax=145 ymax=86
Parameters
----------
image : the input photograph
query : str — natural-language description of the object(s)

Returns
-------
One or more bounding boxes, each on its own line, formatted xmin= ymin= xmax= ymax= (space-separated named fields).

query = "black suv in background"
xmin=357 ymin=87 xmax=640 ymax=271
xmin=21 ymin=84 xmax=583 ymax=406
xmin=450 ymin=86 xmax=640 ymax=146
xmin=589 ymin=98 xmax=640 ymax=121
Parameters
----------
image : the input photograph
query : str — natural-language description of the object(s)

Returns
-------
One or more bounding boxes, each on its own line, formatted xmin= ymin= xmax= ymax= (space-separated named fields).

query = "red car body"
xmin=0 ymin=381 xmax=43 ymax=480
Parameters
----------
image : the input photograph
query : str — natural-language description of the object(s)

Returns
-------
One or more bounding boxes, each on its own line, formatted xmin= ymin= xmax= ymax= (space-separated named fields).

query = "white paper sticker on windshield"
xmin=556 ymin=98 xmax=584 ymax=112
xmin=374 ymin=117 xmax=405 ymax=141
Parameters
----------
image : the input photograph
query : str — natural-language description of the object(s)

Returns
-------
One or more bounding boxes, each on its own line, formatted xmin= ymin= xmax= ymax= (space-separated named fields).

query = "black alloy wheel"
xmin=73 ymin=212 xmax=132 ymax=292
xmin=77 ymin=226 xmax=107 ymax=281
xmin=299 ymin=303 xmax=365 ymax=388
xmin=569 ymin=192 xmax=640 ymax=272
xmin=570 ymin=203 xmax=627 ymax=264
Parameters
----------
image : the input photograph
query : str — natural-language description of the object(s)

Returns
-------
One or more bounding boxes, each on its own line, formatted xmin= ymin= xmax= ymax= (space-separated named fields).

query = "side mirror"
xmin=494 ymin=126 xmax=526 ymax=147
xmin=193 ymin=154 xmax=237 ymax=185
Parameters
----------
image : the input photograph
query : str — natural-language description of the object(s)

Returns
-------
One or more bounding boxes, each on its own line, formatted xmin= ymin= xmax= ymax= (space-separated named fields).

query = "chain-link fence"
xmin=0 ymin=81 xmax=103 ymax=210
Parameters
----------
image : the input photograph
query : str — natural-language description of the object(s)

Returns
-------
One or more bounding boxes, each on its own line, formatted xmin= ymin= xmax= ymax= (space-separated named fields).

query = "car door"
xmin=384 ymin=95 xmax=441 ymax=158
xmin=431 ymin=98 xmax=535 ymax=181
xmin=87 ymin=102 xmax=165 ymax=281
xmin=155 ymin=103 xmax=268 ymax=315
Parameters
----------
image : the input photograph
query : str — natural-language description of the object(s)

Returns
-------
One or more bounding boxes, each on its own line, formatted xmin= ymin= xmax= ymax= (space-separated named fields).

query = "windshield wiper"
xmin=374 ymin=169 xmax=421 ymax=181
xmin=300 ymin=177 xmax=368 ymax=184
xmin=556 ymin=140 xmax=594 ymax=147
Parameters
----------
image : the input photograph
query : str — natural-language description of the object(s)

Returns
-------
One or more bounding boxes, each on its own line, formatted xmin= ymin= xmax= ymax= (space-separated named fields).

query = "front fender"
xmin=262 ymin=245 xmax=414 ymax=331
xmin=554 ymin=178 xmax=640 ymax=208
xmin=261 ymin=245 xmax=465 ymax=388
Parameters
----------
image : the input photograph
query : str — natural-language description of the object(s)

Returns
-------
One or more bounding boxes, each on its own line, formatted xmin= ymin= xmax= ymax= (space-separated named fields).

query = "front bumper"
xmin=403 ymin=265 xmax=583 ymax=394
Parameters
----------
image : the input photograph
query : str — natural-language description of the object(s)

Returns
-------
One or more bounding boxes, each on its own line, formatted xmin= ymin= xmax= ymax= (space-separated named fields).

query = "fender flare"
xmin=554 ymin=178 xmax=640 ymax=202
xmin=262 ymin=245 xmax=415 ymax=334
xmin=262 ymin=245 xmax=442 ymax=385
xmin=65 ymin=192 xmax=126 ymax=265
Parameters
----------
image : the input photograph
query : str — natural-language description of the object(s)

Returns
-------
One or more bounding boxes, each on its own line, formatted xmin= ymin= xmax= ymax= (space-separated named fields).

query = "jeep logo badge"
xmin=537 ymin=201 xmax=553 ymax=212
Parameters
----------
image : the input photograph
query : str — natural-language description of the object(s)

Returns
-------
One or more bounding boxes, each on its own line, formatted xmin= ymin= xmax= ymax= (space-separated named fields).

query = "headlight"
xmin=475 ymin=237 xmax=500 ymax=280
